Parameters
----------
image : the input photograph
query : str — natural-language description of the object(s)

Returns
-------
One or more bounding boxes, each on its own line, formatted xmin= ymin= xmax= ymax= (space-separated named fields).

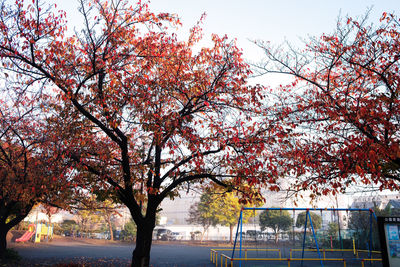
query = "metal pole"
xmin=308 ymin=211 xmax=324 ymax=267
xmin=232 ymin=209 xmax=242 ymax=259
xmin=368 ymin=211 xmax=373 ymax=260
xmin=301 ymin=210 xmax=308 ymax=267
xmin=239 ymin=210 xmax=243 ymax=267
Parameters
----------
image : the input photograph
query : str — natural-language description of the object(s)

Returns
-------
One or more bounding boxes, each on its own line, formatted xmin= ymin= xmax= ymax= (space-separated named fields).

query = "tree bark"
xmin=229 ymin=224 xmax=234 ymax=244
xmin=106 ymin=214 xmax=114 ymax=241
xmin=0 ymin=203 xmax=33 ymax=259
xmin=0 ymin=225 xmax=7 ymax=259
xmin=131 ymin=218 xmax=155 ymax=267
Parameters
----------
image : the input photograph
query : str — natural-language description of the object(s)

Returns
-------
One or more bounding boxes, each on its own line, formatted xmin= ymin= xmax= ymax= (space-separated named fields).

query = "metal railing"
xmin=211 ymin=247 xmax=382 ymax=267
xmin=290 ymin=248 xmax=381 ymax=259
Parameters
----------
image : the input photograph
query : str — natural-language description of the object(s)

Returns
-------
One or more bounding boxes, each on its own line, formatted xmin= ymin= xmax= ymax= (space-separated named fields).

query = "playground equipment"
xmin=210 ymin=207 xmax=383 ymax=267
xmin=15 ymin=223 xmax=53 ymax=243
xmin=34 ymin=223 xmax=53 ymax=242
xmin=16 ymin=224 xmax=36 ymax=242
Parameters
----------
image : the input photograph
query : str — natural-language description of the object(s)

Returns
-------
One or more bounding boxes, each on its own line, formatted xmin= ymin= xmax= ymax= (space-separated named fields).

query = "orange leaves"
xmin=0 ymin=0 xmax=274 ymax=232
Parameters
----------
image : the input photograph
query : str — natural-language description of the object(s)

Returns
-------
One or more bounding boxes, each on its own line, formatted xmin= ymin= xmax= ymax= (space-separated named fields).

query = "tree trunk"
xmin=0 ymin=204 xmax=32 ymax=259
xmin=0 ymin=225 xmax=7 ymax=259
xmin=106 ymin=215 xmax=114 ymax=241
xmin=131 ymin=220 xmax=155 ymax=267
xmin=229 ymin=224 xmax=234 ymax=244
xmin=200 ymin=226 xmax=209 ymax=242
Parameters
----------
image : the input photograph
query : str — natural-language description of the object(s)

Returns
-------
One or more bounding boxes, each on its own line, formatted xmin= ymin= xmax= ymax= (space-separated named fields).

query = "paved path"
xmin=9 ymin=239 xmax=383 ymax=267
xmin=10 ymin=239 xmax=215 ymax=266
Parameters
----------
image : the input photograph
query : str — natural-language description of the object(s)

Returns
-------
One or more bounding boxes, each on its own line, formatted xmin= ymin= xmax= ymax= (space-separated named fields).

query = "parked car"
xmin=171 ymin=232 xmax=184 ymax=240
xmin=63 ymin=231 xmax=72 ymax=237
xmin=246 ymin=230 xmax=263 ymax=240
xmin=156 ymin=228 xmax=172 ymax=241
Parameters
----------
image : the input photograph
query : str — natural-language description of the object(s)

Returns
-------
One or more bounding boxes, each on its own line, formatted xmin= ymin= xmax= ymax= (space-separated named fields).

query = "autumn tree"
xmin=255 ymin=12 xmax=400 ymax=198
xmin=0 ymin=97 xmax=76 ymax=257
xmin=0 ymin=1 xmax=274 ymax=265
xmin=75 ymin=209 xmax=102 ymax=237
xmin=187 ymin=193 xmax=218 ymax=241
xmin=207 ymin=187 xmax=262 ymax=243
xmin=96 ymin=199 xmax=122 ymax=241
xmin=41 ymin=204 xmax=61 ymax=227
xmin=259 ymin=209 xmax=292 ymax=243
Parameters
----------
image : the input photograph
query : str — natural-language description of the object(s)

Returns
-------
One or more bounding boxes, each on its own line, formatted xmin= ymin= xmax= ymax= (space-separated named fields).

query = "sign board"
xmin=378 ymin=216 xmax=400 ymax=267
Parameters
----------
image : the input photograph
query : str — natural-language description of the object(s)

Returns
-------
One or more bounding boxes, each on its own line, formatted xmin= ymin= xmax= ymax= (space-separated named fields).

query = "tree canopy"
xmin=187 ymin=193 xmax=218 ymax=241
xmin=296 ymin=211 xmax=322 ymax=230
xmin=259 ymin=209 xmax=292 ymax=242
xmin=0 ymin=89 xmax=79 ymax=257
xmin=0 ymin=0 xmax=273 ymax=265
xmin=256 ymin=12 xmax=400 ymax=198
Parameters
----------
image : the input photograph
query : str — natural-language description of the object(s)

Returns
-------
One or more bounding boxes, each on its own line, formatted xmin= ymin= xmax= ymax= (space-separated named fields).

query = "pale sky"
xmin=48 ymin=0 xmax=399 ymax=88
xmin=53 ymin=0 xmax=399 ymax=63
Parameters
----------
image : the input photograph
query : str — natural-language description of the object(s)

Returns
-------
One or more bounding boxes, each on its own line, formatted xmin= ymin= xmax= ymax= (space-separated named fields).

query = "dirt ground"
xmin=6 ymin=232 xmax=217 ymax=267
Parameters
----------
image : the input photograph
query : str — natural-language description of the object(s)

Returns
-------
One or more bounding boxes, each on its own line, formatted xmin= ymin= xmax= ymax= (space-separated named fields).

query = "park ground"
xmin=5 ymin=232 xmax=383 ymax=267
xmin=6 ymin=232 xmax=218 ymax=266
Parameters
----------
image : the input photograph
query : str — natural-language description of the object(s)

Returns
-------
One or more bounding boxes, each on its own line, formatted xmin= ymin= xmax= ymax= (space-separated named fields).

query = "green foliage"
xmin=296 ymin=211 xmax=322 ymax=230
xmin=60 ymin=219 xmax=78 ymax=233
xmin=120 ymin=219 xmax=137 ymax=241
xmin=52 ymin=223 xmax=62 ymax=235
xmin=348 ymin=206 xmax=389 ymax=250
xmin=259 ymin=209 xmax=293 ymax=233
xmin=187 ymin=193 xmax=218 ymax=229
xmin=327 ymin=222 xmax=339 ymax=237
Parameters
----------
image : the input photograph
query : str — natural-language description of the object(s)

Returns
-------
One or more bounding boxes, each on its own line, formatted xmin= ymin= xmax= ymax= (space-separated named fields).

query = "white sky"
xmin=50 ymin=0 xmax=399 ymax=86
xmin=148 ymin=0 xmax=399 ymax=60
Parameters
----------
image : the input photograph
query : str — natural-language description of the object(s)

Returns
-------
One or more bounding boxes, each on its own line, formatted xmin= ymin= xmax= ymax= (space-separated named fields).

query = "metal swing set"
xmin=211 ymin=207 xmax=383 ymax=267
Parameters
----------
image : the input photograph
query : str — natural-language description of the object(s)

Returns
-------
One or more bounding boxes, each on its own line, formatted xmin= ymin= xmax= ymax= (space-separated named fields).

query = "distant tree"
xmin=187 ymin=193 xmax=218 ymax=241
xmin=207 ymin=186 xmax=263 ymax=243
xmin=296 ymin=212 xmax=322 ymax=231
xmin=327 ymin=222 xmax=339 ymax=238
xmin=96 ymin=200 xmax=122 ymax=241
xmin=259 ymin=209 xmax=293 ymax=243
xmin=122 ymin=219 xmax=137 ymax=241
xmin=75 ymin=208 xmax=103 ymax=237
xmin=41 ymin=204 xmax=61 ymax=226
xmin=60 ymin=220 xmax=78 ymax=234
xmin=348 ymin=205 xmax=389 ymax=249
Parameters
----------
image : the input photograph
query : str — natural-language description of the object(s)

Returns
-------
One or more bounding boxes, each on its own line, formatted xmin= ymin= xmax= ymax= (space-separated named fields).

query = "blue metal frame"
xmin=232 ymin=210 xmax=241 ymax=259
xmin=301 ymin=211 xmax=308 ymax=267
xmin=308 ymin=211 xmax=324 ymax=267
xmin=232 ymin=207 xmax=378 ymax=267
xmin=369 ymin=211 xmax=373 ymax=259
